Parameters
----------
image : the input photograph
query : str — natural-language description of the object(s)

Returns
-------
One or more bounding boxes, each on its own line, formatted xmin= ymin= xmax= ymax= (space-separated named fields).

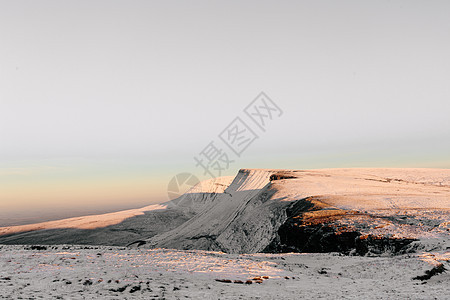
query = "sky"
xmin=1 ymin=1 xmax=449 ymax=225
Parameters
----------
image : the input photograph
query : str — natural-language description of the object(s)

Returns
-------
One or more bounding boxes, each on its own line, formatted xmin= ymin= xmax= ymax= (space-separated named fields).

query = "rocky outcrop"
xmin=262 ymin=196 xmax=419 ymax=255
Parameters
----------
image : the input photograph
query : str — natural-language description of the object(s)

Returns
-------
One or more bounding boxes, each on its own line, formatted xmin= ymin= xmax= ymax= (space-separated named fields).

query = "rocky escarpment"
xmin=263 ymin=197 xmax=418 ymax=255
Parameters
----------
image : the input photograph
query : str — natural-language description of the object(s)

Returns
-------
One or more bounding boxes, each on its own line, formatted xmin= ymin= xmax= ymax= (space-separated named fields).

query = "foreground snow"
xmin=0 ymin=245 xmax=448 ymax=299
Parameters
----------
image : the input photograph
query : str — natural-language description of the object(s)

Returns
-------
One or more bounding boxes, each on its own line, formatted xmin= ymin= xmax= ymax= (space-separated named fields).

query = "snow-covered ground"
xmin=0 ymin=245 xmax=448 ymax=299
xmin=0 ymin=168 xmax=449 ymax=299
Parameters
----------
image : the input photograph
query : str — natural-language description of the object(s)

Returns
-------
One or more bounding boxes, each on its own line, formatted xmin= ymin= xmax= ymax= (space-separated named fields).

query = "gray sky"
xmin=1 ymin=1 xmax=450 ymax=223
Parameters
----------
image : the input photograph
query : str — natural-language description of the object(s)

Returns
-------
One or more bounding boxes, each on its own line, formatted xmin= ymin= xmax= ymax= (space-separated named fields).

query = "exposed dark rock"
xmin=413 ymin=264 xmax=446 ymax=281
xmin=83 ymin=279 xmax=93 ymax=286
xmin=126 ymin=240 xmax=147 ymax=247
xmin=27 ymin=245 xmax=47 ymax=250
xmin=129 ymin=285 xmax=141 ymax=293
xmin=110 ymin=284 xmax=130 ymax=292
xmin=264 ymin=197 xmax=417 ymax=256
xmin=215 ymin=279 xmax=232 ymax=283
xmin=270 ymin=173 xmax=297 ymax=181
xmin=355 ymin=235 xmax=417 ymax=256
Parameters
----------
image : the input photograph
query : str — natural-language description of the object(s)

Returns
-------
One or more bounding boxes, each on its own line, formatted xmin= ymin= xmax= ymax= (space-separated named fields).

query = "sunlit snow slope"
xmin=0 ymin=177 xmax=234 ymax=246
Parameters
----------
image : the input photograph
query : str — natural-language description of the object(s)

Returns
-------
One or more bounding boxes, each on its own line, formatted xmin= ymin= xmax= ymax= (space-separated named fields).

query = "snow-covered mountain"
xmin=145 ymin=168 xmax=450 ymax=254
xmin=1 ymin=168 xmax=449 ymax=255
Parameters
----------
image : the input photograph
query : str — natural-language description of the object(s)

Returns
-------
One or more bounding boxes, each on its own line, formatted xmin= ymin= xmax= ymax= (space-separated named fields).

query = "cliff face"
xmin=147 ymin=169 xmax=288 ymax=253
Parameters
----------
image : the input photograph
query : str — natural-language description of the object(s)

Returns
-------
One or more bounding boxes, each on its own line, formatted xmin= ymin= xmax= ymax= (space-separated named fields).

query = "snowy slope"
xmin=0 ymin=176 xmax=233 ymax=245
xmin=147 ymin=169 xmax=283 ymax=253
xmin=0 ymin=204 xmax=167 ymax=236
